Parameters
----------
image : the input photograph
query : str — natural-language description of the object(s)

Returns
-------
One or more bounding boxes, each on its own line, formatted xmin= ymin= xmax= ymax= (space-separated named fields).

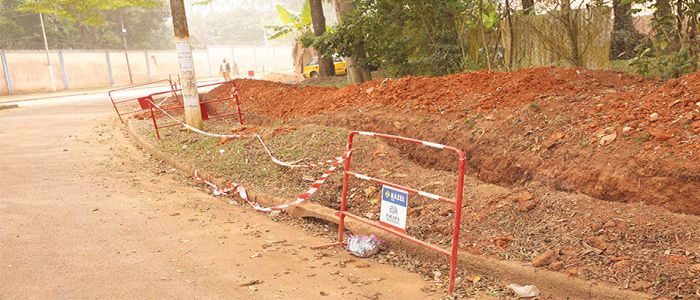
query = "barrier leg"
xmin=149 ymin=106 xmax=161 ymax=140
xmin=448 ymin=155 xmax=466 ymax=294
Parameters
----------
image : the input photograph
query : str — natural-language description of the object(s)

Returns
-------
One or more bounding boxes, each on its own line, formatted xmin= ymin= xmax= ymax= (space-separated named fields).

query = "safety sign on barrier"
xmin=379 ymin=185 xmax=408 ymax=231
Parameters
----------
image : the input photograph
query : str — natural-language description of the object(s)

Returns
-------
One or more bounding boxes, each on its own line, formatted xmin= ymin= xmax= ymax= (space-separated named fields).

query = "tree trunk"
xmin=611 ymin=0 xmax=641 ymax=58
xmin=522 ymin=0 xmax=535 ymax=14
xmin=561 ymin=0 xmax=582 ymax=66
xmin=478 ymin=0 xmax=493 ymax=69
xmin=504 ymin=0 xmax=515 ymax=69
xmin=309 ymin=0 xmax=335 ymax=77
xmin=653 ymin=0 xmax=675 ymax=47
xmin=333 ymin=0 xmax=369 ymax=84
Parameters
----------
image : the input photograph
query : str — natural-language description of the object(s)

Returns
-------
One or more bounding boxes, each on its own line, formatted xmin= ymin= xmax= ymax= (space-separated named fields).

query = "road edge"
xmin=125 ymin=119 xmax=651 ymax=300
xmin=0 ymin=104 xmax=19 ymax=110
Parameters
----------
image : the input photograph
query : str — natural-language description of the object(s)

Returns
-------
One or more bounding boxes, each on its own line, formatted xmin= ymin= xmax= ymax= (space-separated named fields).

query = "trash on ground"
xmin=346 ymin=234 xmax=382 ymax=258
xmin=507 ymin=283 xmax=541 ymax=298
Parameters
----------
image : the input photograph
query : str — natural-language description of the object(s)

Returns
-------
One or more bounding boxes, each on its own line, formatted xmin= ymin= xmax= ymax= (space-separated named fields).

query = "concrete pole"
xmin=170 ymin=0 xmax=202 ymax=129
xmin=39 ymin=13 xmax=57 ymax=92
xmin=106 ymin=51 xmax=114 ymax=86
xmin=120 ymin=11 xmax=134 ymax=85
xmin=144 ymin=51 xmax=152 ymax=81
xmin=58 ymin=50 xmax=69 ymax=90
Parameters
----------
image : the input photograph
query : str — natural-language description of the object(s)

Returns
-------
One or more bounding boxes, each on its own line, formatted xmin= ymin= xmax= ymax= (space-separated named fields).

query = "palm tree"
xmin=267 ymin=0 xmax=315 ymax=73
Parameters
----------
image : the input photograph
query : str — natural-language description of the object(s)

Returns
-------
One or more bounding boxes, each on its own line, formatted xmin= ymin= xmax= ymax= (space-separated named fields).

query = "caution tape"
xmin=146 ymin=98 xmax=339 ymax=169
xmin=193 ymin=152 xmax=346 ymax=212
xmin=144 ymin=95 xmax=349 ymax=212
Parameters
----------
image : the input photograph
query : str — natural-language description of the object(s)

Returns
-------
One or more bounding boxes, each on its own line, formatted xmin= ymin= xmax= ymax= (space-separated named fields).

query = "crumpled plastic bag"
xmin=346 ymin=234 xmax=382 ymax=258
xmin=507 ymin=283 xmax=541 ymax=298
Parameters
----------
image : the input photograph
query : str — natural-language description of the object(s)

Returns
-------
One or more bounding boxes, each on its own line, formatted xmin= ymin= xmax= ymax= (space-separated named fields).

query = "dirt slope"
xmin=209 ymin=67 xmax=700 ymax=215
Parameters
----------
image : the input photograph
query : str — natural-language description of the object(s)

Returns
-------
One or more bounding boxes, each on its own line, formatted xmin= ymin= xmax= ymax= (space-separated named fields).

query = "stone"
xmin=603 ymin=220 xmax=616 ymax=229
xmin=668 ymin=255 xmax=691 ymax=264
xmin=493 ymin=236 xmax=513 ymax=249
xmin=690 ymin=264 xmax=700 ymax=272
xmin=649 ymin=129 xmax=672 ymax=141
xmin=518 ymin=200 xmax=538 ymax=212
xmin=630 ymin=280 xmax=653 ymax=291
xmin=515 ymin=191 xmax=533 ymax=202
xmin=532 ymin=249 xmax=558 ymax=267
xmin=613 ymin=259 xmax=632 ymax=269
xmin=649 ymin=112 xmax=660 ymax=122
xmin=599 ymin=133 xmax=617 ymax=145
xmin=585 ymin=236 xmax=610 ymax=251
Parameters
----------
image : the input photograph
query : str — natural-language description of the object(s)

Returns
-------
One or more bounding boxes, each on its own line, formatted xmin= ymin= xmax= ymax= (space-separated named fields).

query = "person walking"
xmin=231 ymin=60 xmax=240 ymax=77
xmin=219 ymin=59 xmax=231 ymax=81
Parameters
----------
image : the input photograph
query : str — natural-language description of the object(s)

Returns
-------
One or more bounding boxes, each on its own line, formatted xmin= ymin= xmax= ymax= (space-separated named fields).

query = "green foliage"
xmin=266 ymin=0 xmax=312 ymax=40
xmin=0 ymin=0 xmax=171 ymax=49
xmin=631 ymin=45 xmax=698 ymax=79
xmin=17 ymin=0 xmax=160 ymax=26
xmin=313 ymin=0 xmax=482 ymax=77
xmin=630 ymin=0 xmax=699 ymax=78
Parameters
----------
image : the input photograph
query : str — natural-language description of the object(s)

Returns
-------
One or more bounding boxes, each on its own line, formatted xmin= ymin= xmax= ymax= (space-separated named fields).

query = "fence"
xmin=0 ymin=45 xmax=293 ymax=95
xmin=501 ymin=7 xmax=613 ymax=69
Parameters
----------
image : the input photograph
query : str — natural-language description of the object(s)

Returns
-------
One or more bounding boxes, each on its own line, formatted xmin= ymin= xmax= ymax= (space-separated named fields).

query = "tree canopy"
xmin=17 ymin=0 xmax=160 ymax=26
xmin=0 ymin=0 xmax=171 ymax=50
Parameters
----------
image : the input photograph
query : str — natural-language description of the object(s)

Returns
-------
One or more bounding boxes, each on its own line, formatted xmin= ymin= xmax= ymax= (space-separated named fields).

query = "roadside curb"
xmin=0 ymin=104 xmax=19 ymax=111
xmin=125 ymin=119 xmax=651 ymax=300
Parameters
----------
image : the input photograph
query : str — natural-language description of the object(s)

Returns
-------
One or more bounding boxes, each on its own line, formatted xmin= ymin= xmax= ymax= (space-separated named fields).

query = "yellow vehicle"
xmin=303 ymin=56 xmax=347 ymax=78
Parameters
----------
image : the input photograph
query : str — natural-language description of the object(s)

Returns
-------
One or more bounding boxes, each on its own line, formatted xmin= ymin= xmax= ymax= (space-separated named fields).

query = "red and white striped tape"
xmin=193 ymin=152 xmax=346 ymax=212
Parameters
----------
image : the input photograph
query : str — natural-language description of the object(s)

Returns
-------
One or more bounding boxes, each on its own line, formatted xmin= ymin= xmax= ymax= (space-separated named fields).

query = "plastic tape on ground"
xmin=146 ymin=98 xmax=338 ymax=169
xmin=193 ymin=154 xmax=345 ymax=212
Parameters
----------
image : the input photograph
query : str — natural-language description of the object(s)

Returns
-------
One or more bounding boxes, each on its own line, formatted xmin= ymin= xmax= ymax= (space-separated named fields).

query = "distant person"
xmin=219 ymin=59 xmax=231 ymax=81
xmin=150 ymin=55 xmax=159 ymax=78
xmin=232 ymin=60 xmax=240 ymax=77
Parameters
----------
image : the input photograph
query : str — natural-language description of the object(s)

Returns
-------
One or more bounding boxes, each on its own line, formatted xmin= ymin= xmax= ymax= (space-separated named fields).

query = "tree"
xmin=611 ymin=0 xmax=643 ymax=59
xmin=332 ymin=0 xmax=369 ymax=83
xmin=317 ymin=0 xmax=468 ymax=77
xmin=632 ymin=0 xmax=699 ymax=77
xmin=267 ymin=0 xmax=315 ymax=73
xmin=15 ymin=0 xmax=162 ymax=48
xmin=17 ymin=0 xmax=160 ymax=26
xmin=1 ymin=0 xmax=170 ymax=49
xmin=309 ymin=0 xmax=334 ymax=77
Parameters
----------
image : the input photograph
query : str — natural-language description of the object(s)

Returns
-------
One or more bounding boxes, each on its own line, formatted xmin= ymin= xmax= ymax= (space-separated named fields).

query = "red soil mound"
xmin=207 ymin=67 xmax=700 ymax=214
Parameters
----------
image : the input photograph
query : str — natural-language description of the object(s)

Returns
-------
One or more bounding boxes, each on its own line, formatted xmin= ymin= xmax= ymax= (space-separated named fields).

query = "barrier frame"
xmin=316 ymin=131 xmax=466 ymax=294
xmin=107 ymin=79 xmax=178 ymax=123
xmin=147 ymin=80 xmax=244 ymax=139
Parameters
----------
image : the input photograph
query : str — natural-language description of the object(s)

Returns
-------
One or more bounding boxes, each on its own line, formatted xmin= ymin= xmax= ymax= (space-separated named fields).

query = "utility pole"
xmin=39 ymin=13 xmax=56 ymax=92
xmin=169 ymin=0 xmax=203 ymax=129
xmin=120 ymin=11 xmax=134 ymax=85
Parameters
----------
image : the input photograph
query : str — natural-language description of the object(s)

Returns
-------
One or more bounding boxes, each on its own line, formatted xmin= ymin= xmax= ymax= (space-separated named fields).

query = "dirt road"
xmin=0 ymin=96 xmax=434 ymax=299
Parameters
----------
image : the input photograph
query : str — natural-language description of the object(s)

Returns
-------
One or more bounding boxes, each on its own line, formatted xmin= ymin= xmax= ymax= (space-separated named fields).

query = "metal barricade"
xmin=316 ymin=131 xmax=466 ymax=294
xmin=148 ymin=80 xmax=244 ymax=139
xmin=107 ymin=79 xmax=178 ymax=123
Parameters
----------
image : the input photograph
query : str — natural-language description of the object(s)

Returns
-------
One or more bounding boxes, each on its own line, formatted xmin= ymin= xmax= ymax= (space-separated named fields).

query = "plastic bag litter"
xmin=346 ymin=234 xmax=382 ymax=258
xmin=507 ymin=283 xmax=540 ymax=298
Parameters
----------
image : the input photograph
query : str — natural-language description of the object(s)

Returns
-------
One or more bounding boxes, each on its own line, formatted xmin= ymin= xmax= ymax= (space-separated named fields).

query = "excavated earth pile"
xmin=208 ymin=67 xmax=700 ymax=215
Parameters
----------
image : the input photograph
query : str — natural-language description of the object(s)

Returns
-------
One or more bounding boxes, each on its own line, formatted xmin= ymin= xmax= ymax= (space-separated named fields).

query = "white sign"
xmin=175 ymin=41 xmax=194 ymax=72
xmin=379 ymin=185 xmax=408 ymax=230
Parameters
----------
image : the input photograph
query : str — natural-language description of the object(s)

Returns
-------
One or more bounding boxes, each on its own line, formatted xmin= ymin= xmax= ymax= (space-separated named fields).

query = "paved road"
xmin=0 ymin=92 xmax=433 ymax=299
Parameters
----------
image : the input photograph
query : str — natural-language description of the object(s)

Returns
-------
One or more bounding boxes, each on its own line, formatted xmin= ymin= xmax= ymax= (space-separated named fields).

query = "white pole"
xmin=39 ymin=13 xmax=57 ymax=92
